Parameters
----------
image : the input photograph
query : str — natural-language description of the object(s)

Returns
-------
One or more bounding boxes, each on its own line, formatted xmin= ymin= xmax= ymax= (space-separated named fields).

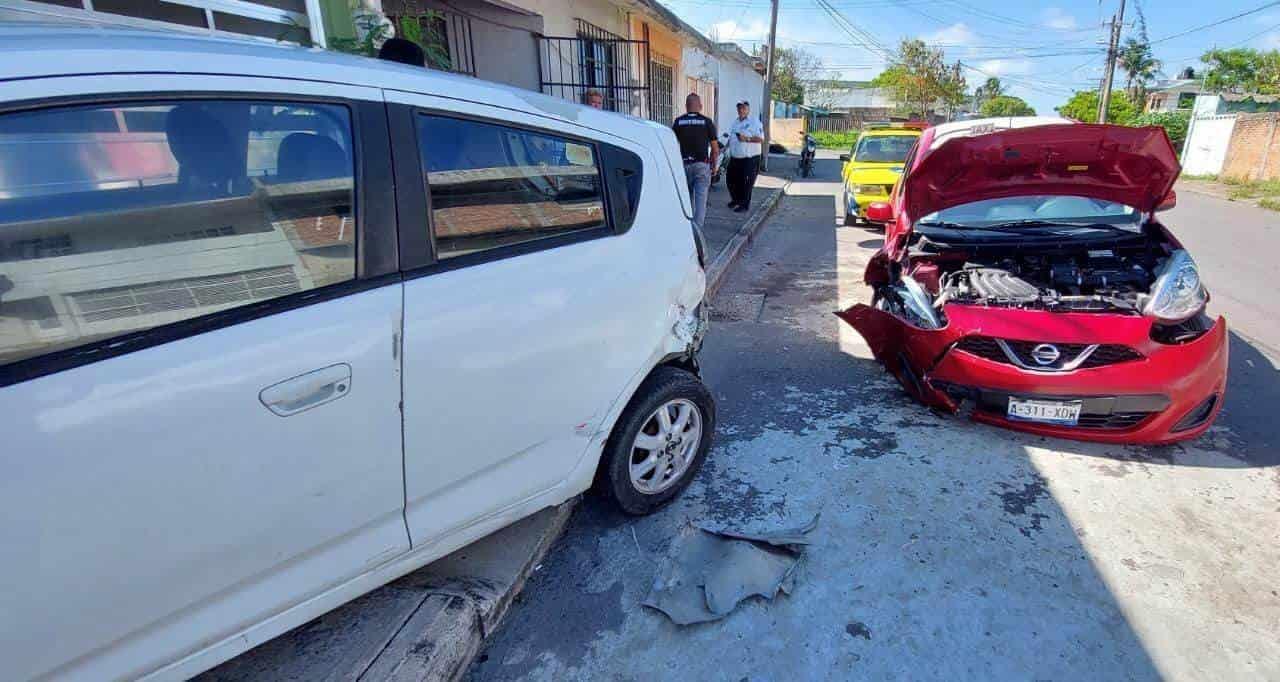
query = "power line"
xmin=1150 ymin=1 xmax=1280 ymax=45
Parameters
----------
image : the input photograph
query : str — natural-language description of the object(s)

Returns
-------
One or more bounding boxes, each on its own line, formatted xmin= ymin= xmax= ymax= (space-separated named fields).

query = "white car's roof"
xmin=929 ymin=116 xmax=1076 ymax=150
xmin=0 ymin=24 xmax=669 ymax=138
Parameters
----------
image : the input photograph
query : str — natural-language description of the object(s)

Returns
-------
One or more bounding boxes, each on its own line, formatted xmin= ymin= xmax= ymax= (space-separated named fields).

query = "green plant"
xmin=810 ymin=129 xmax=860 ymax=149
xmin=979 ymin=95 xmax=1035 ymax=117
xmin=1180 ymin=173 xmax=1219 ymax=182
xmin=1056 ymin=89 xmax=1137 ymax=124
xmin=325 ymin=7 xmax=452 ymax=71
xmin=1259 ymin=196 xmax=1280 ymax=211
xmin=1129 ymin=110 xmax=1191 ymax=148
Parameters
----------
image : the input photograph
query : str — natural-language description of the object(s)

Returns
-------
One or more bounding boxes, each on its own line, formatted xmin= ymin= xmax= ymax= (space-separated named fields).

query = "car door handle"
xmin=259 ymin=364 xmax=352 ymax=417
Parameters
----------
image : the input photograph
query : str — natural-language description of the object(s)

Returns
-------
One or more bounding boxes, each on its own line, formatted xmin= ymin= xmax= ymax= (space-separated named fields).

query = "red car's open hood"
xmin=904 ymin=124 xmax=1180 ymax=220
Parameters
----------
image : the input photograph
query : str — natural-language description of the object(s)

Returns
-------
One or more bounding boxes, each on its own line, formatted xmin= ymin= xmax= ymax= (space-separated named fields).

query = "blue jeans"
xmin=684 ymin=161 xmax=711 ymax=231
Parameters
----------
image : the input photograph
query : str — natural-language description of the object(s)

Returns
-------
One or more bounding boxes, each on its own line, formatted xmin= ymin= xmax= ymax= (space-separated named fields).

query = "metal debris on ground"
xmin=642 ymin=515 xmax=819 ymax=625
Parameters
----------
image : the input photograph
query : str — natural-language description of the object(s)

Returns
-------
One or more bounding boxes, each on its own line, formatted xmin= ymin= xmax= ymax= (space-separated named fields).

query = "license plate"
xmin=1006 ymin=398 xmax=1082 ymax=426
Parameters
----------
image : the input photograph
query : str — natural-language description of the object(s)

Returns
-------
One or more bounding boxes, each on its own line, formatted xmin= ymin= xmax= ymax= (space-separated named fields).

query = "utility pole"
xmin=760 ymin=0 xmax=780 ymax=171
xmin=1097 ymin=0 xmax=1126 ymax=123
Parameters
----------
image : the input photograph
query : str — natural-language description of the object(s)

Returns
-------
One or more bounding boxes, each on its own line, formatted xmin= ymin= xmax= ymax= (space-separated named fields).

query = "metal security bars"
xmin=386 ymin=9 xmax=477 ymax=77
xmin=649 ymin=54 xmax=675 ymax=123
xmin=537 ymin=20 xmax=650 ymax=119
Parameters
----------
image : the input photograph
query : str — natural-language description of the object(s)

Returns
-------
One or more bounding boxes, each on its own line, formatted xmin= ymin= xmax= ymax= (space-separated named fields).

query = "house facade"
xmin=1144 ymin=79 xmax=1203 ymax=113
xmin=6 ymin=0 xmax=761 ymax=129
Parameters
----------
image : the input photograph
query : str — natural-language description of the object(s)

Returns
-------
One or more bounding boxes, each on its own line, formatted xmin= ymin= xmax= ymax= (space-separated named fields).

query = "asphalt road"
xmin=468 ymin=151 xmax=1280 ymax=681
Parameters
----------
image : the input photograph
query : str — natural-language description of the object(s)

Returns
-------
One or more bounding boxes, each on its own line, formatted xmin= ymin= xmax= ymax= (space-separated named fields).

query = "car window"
xmin=416 ymin=115 xmax=607 ymax=260
xmin=853 ymin=135 xmax=916 ymax=163
xmin=920 ymin=195 xmax=1139 ymax=225
xmin=0 ymin=100 xmax=355 ymax=368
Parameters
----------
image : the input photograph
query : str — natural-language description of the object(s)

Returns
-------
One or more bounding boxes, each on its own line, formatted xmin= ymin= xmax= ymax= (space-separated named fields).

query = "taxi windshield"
xmin=853 ymin=134 xmax=916 ymax=163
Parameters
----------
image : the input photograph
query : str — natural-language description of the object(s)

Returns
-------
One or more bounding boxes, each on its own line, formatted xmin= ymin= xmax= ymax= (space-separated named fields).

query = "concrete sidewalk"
xmin=199 ymin=160 xmax=791 ymax=682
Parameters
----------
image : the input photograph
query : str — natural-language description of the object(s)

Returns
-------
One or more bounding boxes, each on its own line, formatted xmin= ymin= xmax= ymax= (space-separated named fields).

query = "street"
xmin=467 ymin=151 xmax=1280 ymax=680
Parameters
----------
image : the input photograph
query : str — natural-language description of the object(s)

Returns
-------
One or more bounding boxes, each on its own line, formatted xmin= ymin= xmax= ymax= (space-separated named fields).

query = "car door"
xmin=385 ymin=92 xmax=667 ymax=545
xmin=0 ymin=76 xmax=407 ymax=681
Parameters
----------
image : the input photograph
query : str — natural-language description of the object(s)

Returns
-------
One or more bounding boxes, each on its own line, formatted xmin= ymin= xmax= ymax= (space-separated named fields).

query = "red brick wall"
xmin=1221 ymin=112 xmax=1280 ymax=181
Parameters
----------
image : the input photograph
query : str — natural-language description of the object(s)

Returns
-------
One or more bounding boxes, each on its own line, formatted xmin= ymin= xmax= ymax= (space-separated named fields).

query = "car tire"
xmin=841 ymin=188 xmax=855 ymax=226
xmin=597 ymin=366 xmax=715 ymax=515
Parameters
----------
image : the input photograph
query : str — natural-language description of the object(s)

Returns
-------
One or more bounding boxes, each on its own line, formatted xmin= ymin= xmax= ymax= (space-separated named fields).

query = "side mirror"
xmin=839 ymin=154 xmax=850 ymax=162
xmin=1156 ymin=189 xmax=1176 ymax=212
xmin=866 ymin=201 xmax=894 ymax=223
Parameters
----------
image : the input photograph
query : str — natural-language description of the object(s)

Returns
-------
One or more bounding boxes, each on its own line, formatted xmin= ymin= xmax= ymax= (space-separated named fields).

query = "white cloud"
xmin=1042 ymin=7 xmax=1078 ymax=31
xmin=921 ymin=23 xmax=975 ymax=46
xmin=976 ymin=59 xmax=1034 ymax=76
xmin=709 ymin=19 xmax=768 ymax=42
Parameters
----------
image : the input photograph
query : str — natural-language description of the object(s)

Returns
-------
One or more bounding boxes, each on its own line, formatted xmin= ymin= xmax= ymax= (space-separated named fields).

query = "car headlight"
xmin=1143 ymin=250 xmax=1207 ymax=323
xmin=855 ymin=184 xmax=886 ymax=194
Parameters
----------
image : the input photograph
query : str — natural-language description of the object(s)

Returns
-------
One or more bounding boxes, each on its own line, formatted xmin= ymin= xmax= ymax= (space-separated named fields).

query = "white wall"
xmin=504 ymin=0 xmax=628 ymax=36
xmin=715 ymin=57 xmax=764 ymax=130
xmin=1182 ymin=114 xmax=1238 ymax=176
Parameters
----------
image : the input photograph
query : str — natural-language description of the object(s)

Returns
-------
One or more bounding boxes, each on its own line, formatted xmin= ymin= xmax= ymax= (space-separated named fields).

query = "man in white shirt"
xmin=726 ymin=100 xmax=765 ymax=213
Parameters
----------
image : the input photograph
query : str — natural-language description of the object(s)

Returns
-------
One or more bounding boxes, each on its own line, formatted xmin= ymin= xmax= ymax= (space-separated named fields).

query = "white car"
xmin=0 ymin=27 xmax=713 ymax=681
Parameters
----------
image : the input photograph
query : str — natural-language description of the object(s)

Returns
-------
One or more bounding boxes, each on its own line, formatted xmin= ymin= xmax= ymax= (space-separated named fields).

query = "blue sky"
xmin=657 ymin=0 xmax=1280 ymax=114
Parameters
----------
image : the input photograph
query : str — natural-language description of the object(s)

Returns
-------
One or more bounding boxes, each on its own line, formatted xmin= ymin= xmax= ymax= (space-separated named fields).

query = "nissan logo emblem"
xmin=1030 ymin=344 xmax=1061 ymax=366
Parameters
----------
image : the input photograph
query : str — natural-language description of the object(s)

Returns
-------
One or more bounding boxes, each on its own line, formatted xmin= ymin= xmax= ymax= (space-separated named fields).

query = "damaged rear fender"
xmin=835 ymin=303 xmax=957 ymax=407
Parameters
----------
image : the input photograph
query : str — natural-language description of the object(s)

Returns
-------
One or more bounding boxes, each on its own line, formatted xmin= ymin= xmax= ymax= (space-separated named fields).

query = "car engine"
xmin=936 ymin=248 xmax=1158 ymax=313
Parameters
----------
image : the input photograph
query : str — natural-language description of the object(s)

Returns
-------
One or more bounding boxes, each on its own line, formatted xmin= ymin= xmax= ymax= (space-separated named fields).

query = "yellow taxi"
xmin=839 ymin=122 xmax=924 ymax=225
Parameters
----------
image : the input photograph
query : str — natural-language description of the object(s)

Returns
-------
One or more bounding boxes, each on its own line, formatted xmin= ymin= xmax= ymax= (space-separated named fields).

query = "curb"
xmin=380 ymin=499 xmax=578 ymax=681
xmin=705 ymin=183 xmax=788 ymax=298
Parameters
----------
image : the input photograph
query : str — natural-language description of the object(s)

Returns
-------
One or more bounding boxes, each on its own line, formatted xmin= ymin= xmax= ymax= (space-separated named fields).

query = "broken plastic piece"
xmin=642 ymin=515 xmax=818 ymax=625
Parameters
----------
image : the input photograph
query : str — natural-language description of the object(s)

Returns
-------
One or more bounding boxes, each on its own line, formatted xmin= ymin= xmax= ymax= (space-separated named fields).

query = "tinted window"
xmin=417 ymin=115 xmax=607 ymax=259
xmin=0 ymin=100 xmax=355 ymax=367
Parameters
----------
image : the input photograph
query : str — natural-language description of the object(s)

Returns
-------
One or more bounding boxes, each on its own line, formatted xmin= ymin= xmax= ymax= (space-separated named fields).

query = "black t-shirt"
xmin=672 ymin=113 xmax=717 ymax=163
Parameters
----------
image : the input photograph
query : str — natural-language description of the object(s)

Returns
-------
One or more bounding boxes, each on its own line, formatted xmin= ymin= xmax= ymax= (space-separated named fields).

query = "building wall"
xmin=681 ymin=45 xmax=717 ymax=122
xmin=1221 ymin=112 xmax=1280 ymax=181
xmin=716 ymin=57 xmax=764 ymax=133
xmin=771 ymin=118 xmax=806 ymax=151
xmin=630 ymin=14 xmax=683 ymax=123
xmin=505 ymin=0 xmax=628 ymax=37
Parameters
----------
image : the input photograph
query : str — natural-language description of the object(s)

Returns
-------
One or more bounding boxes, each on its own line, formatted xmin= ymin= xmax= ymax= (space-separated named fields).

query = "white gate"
xmin=1182 ymin=114 xmax=1238 ymax=176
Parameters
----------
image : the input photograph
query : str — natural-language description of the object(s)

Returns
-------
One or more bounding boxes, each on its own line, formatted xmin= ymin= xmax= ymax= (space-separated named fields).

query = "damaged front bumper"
xmin=836 ymin=303 xmax=1228 ymax=445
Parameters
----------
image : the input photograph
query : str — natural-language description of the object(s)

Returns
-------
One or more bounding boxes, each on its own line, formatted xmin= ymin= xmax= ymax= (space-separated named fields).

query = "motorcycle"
xmin=798 ymin=133 xmax=817 ymax=178
xmin=711 ymin=131 xmax=731 ymax=186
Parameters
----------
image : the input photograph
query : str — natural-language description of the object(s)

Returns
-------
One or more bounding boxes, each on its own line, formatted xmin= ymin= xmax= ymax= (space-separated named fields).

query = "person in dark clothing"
xmin=377 ymin=38 xmax=425 ymax=67
xmin=672 ymin=93 xmax=719 ymax=232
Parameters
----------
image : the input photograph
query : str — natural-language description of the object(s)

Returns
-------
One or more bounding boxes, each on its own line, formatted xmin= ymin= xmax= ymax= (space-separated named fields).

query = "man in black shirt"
xmin=672 ymin=93 xmax=719 ymax=232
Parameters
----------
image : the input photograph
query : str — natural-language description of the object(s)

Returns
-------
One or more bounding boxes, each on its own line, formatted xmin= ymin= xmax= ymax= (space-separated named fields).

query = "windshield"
xmin=918 ymin=195 xmax=1140 ymax=228
xmin=853 ymin=134 xmax=916 ymax=163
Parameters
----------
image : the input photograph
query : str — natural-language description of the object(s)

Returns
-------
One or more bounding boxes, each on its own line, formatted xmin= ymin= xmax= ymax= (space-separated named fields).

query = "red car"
xmin=838 ymin=117 xmax=1227 ymax=445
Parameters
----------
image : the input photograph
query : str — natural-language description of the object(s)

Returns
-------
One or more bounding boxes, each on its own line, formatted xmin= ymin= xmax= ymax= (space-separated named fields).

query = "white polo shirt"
xmin=728 ymin=116 xmax=764 ymax=158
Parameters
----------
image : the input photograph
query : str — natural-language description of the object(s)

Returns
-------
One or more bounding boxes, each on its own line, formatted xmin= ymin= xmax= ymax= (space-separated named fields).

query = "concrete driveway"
xmin=468 ymin=151 xmax=1280 ymax=681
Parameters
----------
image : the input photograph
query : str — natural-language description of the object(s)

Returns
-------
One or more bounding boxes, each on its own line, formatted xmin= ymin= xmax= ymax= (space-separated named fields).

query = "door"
xmin=388 ymin=94 xmax=663 ymax=545
xmin=0 ymin=80 xmax=406 ymax=681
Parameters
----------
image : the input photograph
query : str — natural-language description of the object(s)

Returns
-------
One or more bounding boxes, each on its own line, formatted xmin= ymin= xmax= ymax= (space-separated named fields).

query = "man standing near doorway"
xmin=727 ymin=100 xmax=764 ymax=213
xmin=672 ymin=93 xmax=719 ymax=232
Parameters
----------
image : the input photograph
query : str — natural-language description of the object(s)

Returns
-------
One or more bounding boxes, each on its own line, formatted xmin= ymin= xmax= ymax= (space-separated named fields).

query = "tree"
xmin=872 ymin=39 xmax=952 ymax=119
xmin=1118 ymin=36 xmax=1160 ymax=102
xmin=1200 ymin=47 xmax=1280 ymax=94
xmin=974 ymin=77 xmax=1003 ymax=106
xmin=980 ymin=95 xmax=1035 ymax=117
xmin=763 ymin=46 xmax=824 ymax=105
xmin=1178 ymin=66 xmax=1197 ymax=80
xmin=1130 ymin=110 xmax=1191 ymax=148
xmin=1056 ymin=89 xmax=1137 ymax=124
